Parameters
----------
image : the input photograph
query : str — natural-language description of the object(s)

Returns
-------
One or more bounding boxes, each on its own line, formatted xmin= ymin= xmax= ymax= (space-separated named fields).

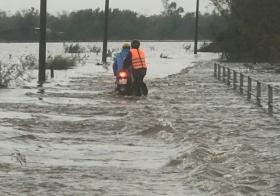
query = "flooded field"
xmin=0 ymin=42 xmax=280 ymax=195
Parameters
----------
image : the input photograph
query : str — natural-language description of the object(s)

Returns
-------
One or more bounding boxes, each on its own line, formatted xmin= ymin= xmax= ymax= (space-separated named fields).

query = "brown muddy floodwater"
xmin=0 ymin=43 xmax=280 ymax=196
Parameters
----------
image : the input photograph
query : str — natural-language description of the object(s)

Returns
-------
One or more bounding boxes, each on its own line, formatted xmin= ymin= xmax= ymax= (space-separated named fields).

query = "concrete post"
xmin=102 ymin=0 xmax=109 ymax=63
xmin=39 ymin=0 xmax=47 ymax=82
xmin=194 ymin=0 xmax=199 ymax=54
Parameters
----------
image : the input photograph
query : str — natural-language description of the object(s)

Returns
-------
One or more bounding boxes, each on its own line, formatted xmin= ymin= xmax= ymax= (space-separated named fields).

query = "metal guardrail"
xmin=214 ymin=63 xmax=280 ymax=114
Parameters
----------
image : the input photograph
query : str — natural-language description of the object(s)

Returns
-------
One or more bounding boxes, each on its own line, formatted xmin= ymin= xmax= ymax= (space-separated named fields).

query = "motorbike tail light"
xmin=119 ymin=71 xmax=127 ymax=78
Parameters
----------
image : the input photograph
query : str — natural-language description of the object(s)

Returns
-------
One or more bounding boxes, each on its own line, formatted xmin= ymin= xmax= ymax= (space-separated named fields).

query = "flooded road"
xmin=0 ymin=42 xmax=280 ymax=195
xmin=0 ymin=67 xmax=204 ymax=195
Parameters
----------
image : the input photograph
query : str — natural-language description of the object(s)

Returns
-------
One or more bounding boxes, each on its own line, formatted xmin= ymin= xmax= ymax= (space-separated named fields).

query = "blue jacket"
xmin=113 ymin=48 xmax=130 ymax=75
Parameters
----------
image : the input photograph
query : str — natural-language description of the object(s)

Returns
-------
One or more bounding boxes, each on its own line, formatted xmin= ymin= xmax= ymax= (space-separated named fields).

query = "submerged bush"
xmin=183 ymin=43 xmax=191 ymax=52
xmin=46 ymin=55 xmax=77 ymax=70
xmin=107 ymin=48 xmax=118 ymax=58
xmin=19 ymin=54 xmax=37 ymax=69
xmin=87 ymin=45 xmax=101 ymax=55
xmin=0 ymin=54 xmax=37 ymax=88
xmin=0 ymin=61 xmax=31 ymax=88
xmin=198 ymin=42 xmax=223 ymax=53
xmin=63 ymin=43 xmax=85 ymax=53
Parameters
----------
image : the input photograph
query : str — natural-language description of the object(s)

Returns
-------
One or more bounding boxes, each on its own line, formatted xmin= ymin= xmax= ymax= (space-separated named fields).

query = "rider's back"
xmin=113 ymin=48 xmax=130 ymax=74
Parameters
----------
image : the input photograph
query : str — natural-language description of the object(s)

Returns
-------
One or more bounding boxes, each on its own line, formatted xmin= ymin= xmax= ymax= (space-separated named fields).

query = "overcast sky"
xmin=0 ymin=0 xmax=214 ymax=15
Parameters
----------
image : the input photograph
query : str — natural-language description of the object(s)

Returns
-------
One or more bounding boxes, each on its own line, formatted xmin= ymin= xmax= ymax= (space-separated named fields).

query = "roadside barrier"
xmin=214 ymin=63 xmax=280 ymax=114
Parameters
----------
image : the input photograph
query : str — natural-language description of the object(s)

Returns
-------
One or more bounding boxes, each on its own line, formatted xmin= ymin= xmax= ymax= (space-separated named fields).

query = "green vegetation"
xmin=46 ymin=55 xmax=77 ymax=70
xmin=4 ymin=0 xmax=279 ymax=63
xmin=63 ymin=43 xmax=85 ymax=53
xmin=210 ymin=0 xmax=280 ymax=62
xmin=0 ymin=51 xmax=86 ymax=88
xmin=0 ymin=55 xmax=35 ymax=88
xmin=19 ymin=54 xmax=37 ymax=69
xmin=0 ymin=5 xmax=224 ymax=42
xmin=87 ymin=45 xmax=101 ymax=55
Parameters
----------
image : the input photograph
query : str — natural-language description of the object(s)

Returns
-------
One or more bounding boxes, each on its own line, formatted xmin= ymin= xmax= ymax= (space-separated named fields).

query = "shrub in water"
xmin=19 ymin=54 xmax=37 ymax=69
xmin=63 ymin=43 xmax=85 ymax=53
xmin=47 ymin=55 xmax=77 ymax=70
xmin=87 ymin=45 xmax=101 ymax=55
xmin=183 ymin=43 xmax=191 ymax=52
xmin=0 ymin=61 xmax=30 ymax=88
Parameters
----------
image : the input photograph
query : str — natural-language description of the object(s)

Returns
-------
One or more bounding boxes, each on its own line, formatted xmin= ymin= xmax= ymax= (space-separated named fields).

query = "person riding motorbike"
xmin=113 ymin=43 xmax=133 ymax=95
xmin=113 ymin=43 xmax=130 ymax=76
xmin=123 ymin=40 xmax=148 ymax=96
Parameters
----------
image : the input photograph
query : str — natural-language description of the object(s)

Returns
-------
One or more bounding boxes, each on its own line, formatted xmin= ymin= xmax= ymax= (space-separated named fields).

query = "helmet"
xmin=122 ymin=43 xmax=130 ymax=49
xmin=131 ymin=39 xmax=140 ymax=49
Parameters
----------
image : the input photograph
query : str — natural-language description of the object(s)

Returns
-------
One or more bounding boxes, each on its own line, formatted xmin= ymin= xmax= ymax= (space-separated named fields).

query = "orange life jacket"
xmin=131 ymin=49 xmax=147 ymax=70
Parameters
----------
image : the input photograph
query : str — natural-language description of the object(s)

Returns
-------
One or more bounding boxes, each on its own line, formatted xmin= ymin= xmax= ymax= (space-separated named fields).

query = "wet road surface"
xmin=0 ymin=62 xmax=280 ymax=195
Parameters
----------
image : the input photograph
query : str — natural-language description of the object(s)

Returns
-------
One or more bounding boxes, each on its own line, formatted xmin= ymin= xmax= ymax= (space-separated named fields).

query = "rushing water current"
xmin=0 ymin=42 xmax=280 ymax=196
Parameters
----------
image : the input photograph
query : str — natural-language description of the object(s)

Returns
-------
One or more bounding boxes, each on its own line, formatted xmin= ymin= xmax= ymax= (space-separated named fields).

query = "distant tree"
xmin=161 ymin=0 xmax=184 ymax=16
xmin=0 ymin=8 xmax=39 ymax=41
xmin=211 ymin=0 xmax=280 ymax=62
xmin=0 ymin=6 xmax=224 ymax=42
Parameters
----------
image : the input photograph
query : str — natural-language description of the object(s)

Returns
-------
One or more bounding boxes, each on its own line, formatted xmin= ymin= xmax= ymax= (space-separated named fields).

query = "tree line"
xmin=209 ymin=0 xmax=280 ymax=62
xmin=0 ymin=5 xmax=225 ymax=42
xmin=1 ymin=0 xmax=279 ymax=62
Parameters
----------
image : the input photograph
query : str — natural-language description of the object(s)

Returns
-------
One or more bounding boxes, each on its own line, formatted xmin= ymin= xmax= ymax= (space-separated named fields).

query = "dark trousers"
xmin=132 ymin=68 xmax=148 ymax=96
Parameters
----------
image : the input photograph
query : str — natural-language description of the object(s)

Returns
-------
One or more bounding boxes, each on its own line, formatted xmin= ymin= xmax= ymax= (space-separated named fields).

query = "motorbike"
xmin=115 ymin=69 xmax=133 ymax=95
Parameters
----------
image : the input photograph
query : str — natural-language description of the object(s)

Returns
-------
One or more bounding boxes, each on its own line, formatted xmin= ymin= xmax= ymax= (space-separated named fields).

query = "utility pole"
xmin=39 ymin=0 xmax=47 ymax=82
xmin=102 ymin=0 xmax=109 ymax=63
xmin=194 ymin=0 xmax=199 ymax=54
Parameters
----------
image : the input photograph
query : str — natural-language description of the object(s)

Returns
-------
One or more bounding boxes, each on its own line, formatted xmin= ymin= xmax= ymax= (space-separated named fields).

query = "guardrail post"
xmin=256 ymin=81 xmax=261 ymax=106
xmin=268 ymin=85 xmax=273 ymax=114
xmin=247 ymin=77 xmax=252 ymax=100
xmin=240 ymin=73 xmax=244 ymax=94
xmin=222 ymin=66 xmax=226 ymax=83
xmin=218 ymin=64 xmax=221 ymax=81
xmin=227 ymin=68 xmax=231 ymax=86
xmin=214 ymin=63 xmax=217 ymax=78
xmin=213 ymin=66 xmax=277 ymax=115
xmin=233 ymin=71 xmax=237 ymax=90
